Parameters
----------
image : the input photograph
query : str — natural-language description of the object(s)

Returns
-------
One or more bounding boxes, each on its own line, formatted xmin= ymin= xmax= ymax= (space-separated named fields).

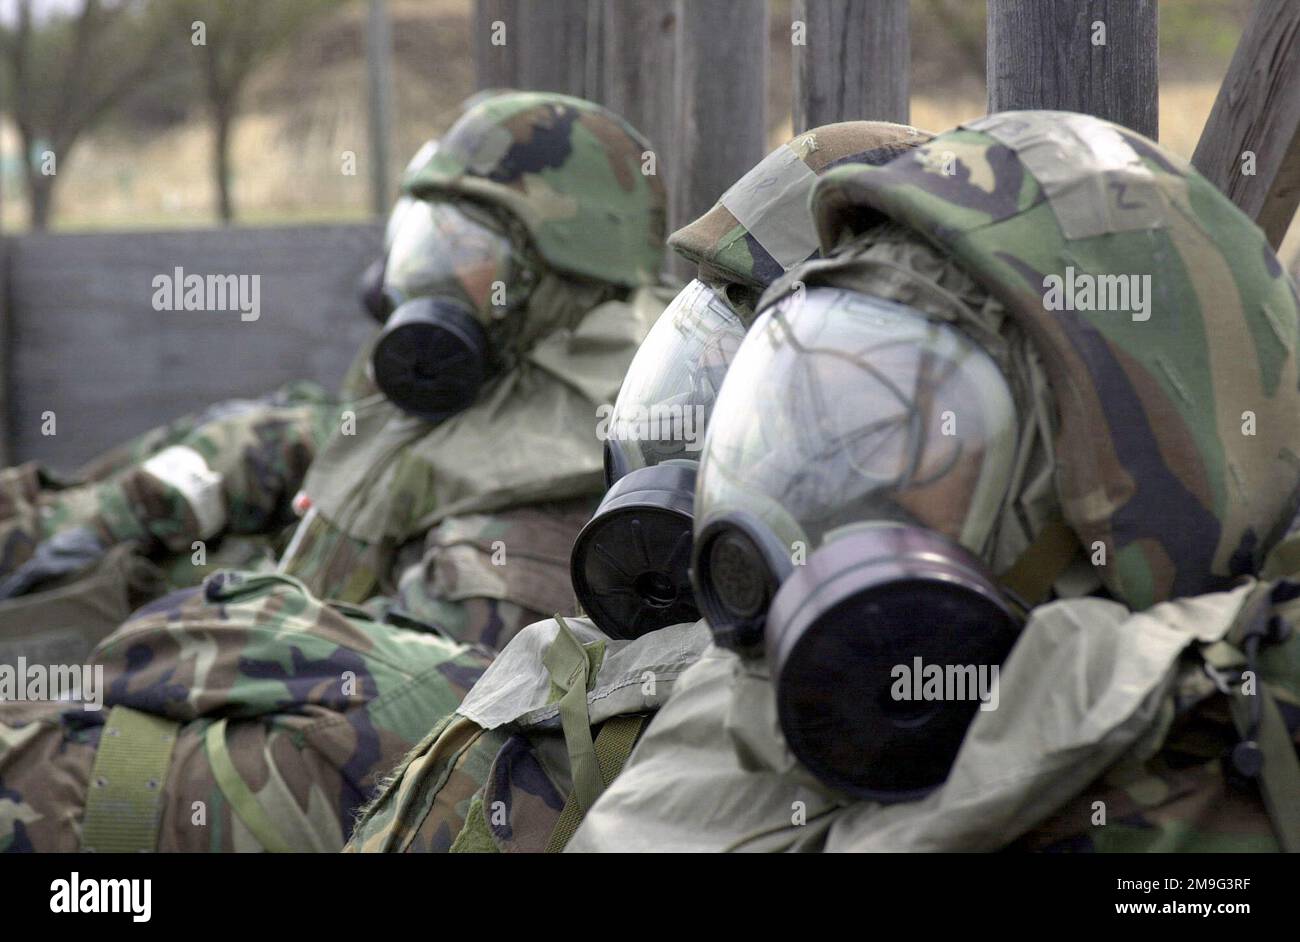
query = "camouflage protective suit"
xmin=568 ymin=111 xmax=1300 ymax=853
xmin=0 ymin=382 xmax=343 ymax=670
xmin=346 ymin=121 xmax=933 ymax=852
xmin=0 ymin=132 xmax=436 ymax=671
xmin=279 ymin=91 xmax=671 ymax=650
xmin=0 ymin=92 xmax=669 ymax=852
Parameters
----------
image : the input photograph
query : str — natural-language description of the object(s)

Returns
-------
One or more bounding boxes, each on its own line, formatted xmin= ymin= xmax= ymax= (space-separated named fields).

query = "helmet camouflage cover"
xmin=670 ymin=121 xmax=931 ymax=291
xmin=405 ymin=91 xmax=667 ymax=288
xmin=810 ymin=110 xmax=1300 ymax=609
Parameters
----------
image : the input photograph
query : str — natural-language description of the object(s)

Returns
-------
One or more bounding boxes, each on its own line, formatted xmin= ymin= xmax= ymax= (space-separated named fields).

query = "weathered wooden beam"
xmin=473 ymin=0 xmax=521 ymax=91
xmin=792 ymin=0 xmax=909 ymax=131
xmin=474 ymin=1 xmax=602 ymax=99
xmin=601 ymin=0 xmax=677 ymax=174
xmin=585 ymin=0 xmax=606 ymax=105
xmin=672 ymin=0 xmax=769 ymax=246
xmin=365 ymin=0 xmax=395 ymax=217
xmin=1191 ymin=0 xmax=1300 ymax=248
xmin=987 ymin=0 xmax=1158 ymax=140
xmin=517 ymin=0 xmax=597 ymax=97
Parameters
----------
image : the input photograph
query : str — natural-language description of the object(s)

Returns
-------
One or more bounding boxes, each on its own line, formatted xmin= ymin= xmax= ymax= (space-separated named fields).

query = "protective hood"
xmin=566 ymin=583 xmax=1258 ymax=852
xmin=300 ymin=284 xmax=671 ymax=546
xmin=455 ymin=615 xmax=712 ymax=733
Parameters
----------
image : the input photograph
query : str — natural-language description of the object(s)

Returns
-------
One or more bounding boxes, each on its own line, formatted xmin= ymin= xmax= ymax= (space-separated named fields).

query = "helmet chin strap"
xmin=994 ymin=513 xmax=1084 ymax=613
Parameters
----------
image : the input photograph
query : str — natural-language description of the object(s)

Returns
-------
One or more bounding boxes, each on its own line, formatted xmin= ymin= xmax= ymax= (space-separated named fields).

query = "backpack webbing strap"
xmin=1227 ymin=685 xmax=1300 ymax=853
xmin=81 ymin=706 xmax=179 ymax=852
xmin=542 ymin=616 xmax=606 ymax=813
xmin=205 ymin=718 xmax=293 ymax=853
xmin=996 ymin=515 xmax=1081 ymax=609
xmin=545 ymin=713 xmax=647 ymax=853
xmin=1203 ymin=586 xmax=1300 ymax=853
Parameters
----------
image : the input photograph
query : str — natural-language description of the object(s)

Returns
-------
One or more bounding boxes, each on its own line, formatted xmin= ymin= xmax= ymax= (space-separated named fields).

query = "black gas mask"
xmin=691 ymin=286 xmax=1026 ymax=801
xmin=370 ymin=199 xmax=526 ymax=423
xmin=570 ymin=279 xmax=748 ymax=640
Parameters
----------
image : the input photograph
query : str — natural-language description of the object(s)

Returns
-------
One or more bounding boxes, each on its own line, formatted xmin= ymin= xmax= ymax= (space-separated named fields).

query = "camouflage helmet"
xmin=405 ymin=91 xmax=667 ymax=288
xmin=670 ymin=121 xmax=930 ymax=296
xmin=810 ymin=110 xmax=1300 ymax=610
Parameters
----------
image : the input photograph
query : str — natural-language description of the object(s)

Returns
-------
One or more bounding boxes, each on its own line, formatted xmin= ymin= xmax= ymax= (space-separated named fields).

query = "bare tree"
xmin=173 ymin=0 xmax=338 ymax=223
xmin=0 ymin=0 xmax=168 ymax=229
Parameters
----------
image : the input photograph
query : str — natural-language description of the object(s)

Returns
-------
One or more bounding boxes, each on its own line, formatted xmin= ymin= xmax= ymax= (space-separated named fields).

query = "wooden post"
xmin=517 ymin=0 xmax=597 ymax=97
xmin=987 ymin=0 xmax=1158 ymax=140
xmin=0 ymin=171 xmax=9 ymax=468
xmin=585 ymin=0 xmax=606 ymax=105
xmin=474 ymin=1 xmax=598 ymax=99
xmin=474 ymin=0 xmax=521 ymax=91
xmin=1191 ymin=1 xmax=1300 ymax=249
xmin=672 ymin=0 xmax=769 ymax=249
xmin=792 ymin=0 xmax=910 ymax=131
xmin=601 ymin=1 xmax=677 ymax=175
xmin=365 ymin=0 xmax=395 ymax=217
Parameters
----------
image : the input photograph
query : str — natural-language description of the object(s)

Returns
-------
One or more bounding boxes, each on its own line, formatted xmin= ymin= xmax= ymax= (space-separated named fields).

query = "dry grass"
xmin=17 ymin=79 xmax=1243 ymax=226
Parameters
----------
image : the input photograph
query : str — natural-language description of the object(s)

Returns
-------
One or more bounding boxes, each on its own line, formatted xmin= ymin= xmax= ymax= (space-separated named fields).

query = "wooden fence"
xmin=3 ymin=224 xmax=381 ymax=470
xmin=471 ymin=0 xmax=1296 ymax=253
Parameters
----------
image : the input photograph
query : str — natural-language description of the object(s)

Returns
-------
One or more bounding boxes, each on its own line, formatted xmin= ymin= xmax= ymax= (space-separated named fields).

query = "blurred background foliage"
xmin=0 ymin=0 xmax=1263 ymax=235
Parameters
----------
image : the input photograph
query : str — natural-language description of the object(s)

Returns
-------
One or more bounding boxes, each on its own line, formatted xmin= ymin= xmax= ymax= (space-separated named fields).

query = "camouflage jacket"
xmin=0 ymin=383 xmax=343 ymax=670
xmin=0 ymin=382 xmax=340 ymax=593
xmin=384 ymin=500 xmax=593 ymax=651
xmin=345 ymin=616 xmax=711 ymax=852
xmin=0 ymin=571 xmax=490 ymax=852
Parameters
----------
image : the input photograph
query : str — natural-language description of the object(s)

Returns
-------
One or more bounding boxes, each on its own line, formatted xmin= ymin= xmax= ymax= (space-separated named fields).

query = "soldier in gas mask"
xmin=569 ymin=112 xmax=1300 ymax=853
xmin=0 ymin=136 xmax=445 ymax=669
xmin=278 ymin=91 xmax=672 ymax=649
xmin=345 ymin=122 xmax=932 ymax=853
xmin=0 ymin=92 xmax=670 ymax=852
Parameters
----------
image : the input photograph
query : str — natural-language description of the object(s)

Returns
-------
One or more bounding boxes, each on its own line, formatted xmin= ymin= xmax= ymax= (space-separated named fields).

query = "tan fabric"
xmin=302 ymin=286 xmax=670 ymax=546
xmin=567 ymin=585 xmax=1254 ymax=852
